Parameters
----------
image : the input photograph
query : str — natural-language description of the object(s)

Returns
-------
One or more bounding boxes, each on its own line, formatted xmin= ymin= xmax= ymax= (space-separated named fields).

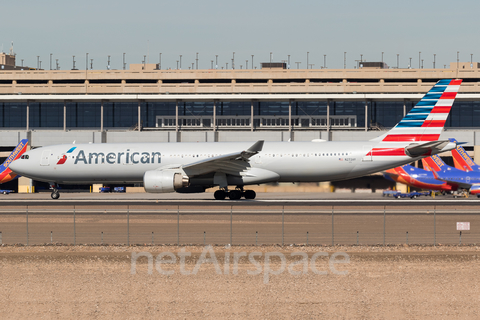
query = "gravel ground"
xmin=0 ymin=245 xmax=479 ymax=319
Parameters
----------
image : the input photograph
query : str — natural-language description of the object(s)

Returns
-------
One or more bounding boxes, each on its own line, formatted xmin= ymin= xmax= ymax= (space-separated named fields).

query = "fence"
xmin=0 ymin=205 xmax=478 ymax=246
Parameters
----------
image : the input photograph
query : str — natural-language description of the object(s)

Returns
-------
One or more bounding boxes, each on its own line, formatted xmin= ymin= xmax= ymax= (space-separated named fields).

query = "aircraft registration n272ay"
xmin=10 ymin=79 xmax=462 ymax=200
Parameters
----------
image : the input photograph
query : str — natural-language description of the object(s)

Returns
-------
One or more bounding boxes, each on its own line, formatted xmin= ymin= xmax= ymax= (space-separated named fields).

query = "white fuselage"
xmin=10 ymin=141 xmax=421 ymax=186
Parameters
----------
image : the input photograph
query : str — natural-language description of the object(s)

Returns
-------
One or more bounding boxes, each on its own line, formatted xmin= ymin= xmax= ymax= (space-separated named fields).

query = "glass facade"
xmin=0 ymin=100 xmax=478 ymax=129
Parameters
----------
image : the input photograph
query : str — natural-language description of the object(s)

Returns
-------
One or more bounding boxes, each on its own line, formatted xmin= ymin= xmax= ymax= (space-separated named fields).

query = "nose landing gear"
xmin=50 ymin=183 xmax=60 ymax=200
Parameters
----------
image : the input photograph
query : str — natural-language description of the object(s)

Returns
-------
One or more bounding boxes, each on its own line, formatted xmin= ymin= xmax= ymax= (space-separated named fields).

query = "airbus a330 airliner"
xmin=9 ymin=79 xmax=462 ymax=200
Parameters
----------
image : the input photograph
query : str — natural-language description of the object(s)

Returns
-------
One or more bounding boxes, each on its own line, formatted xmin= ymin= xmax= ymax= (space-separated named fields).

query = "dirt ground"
xmin=0 ymin=245 xmax=479 ymax=319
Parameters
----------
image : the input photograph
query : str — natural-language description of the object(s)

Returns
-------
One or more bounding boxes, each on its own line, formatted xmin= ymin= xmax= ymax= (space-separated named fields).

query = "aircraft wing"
xmin=182 ymin=140 xmax=264 ymax=176
xmin=404 ymin=140 xmax=455 ymax=158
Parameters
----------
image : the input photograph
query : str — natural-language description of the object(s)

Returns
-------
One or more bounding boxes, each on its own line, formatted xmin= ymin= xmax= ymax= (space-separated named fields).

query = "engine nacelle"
xmin=143 ymin=170 xmax=189 ymax=193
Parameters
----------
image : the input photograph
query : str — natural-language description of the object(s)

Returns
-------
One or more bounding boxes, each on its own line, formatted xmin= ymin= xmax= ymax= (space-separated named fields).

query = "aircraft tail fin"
xmin=449 ymin=138 xmax=480 ymax=171
xmin=421 ymin=154 xmax=447 ymax=172
xmin=371 ymin=79 xmax=462 ymax=142
xmin=0 ymin=139 xmax=29 ymax=183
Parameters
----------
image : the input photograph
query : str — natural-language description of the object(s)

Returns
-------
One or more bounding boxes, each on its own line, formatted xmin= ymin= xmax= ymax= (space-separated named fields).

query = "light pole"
xmin=55 ymin=59 xmax=58 ymax=70
xmin=287 ymin=55 xmax=290 ymax=69
xmin=176 ymin=60 xmax=179 ymax=69
xmin=433 ymin=54 xmax=436 ymax=69
xmin=471 ymin=53 xmax=473 ymax=68
xmin=409 ymin=57 xmax=412 ymax=68
xmin=381 ymin=52 xmax=384 ymax=63
xmin=295 ymin=62 xmax=300 ymax=69
xmin=108 ymin=55 xmax=111 ymax=70
xmin=90 ymin=59 xmax=93 ymax=70
xmin=251 ymin=55 xmax=254 ymax=69
xmin=215 ymin=55 xmax=218 ymax=69
xmin=232 ymin=52 xmax=235 ymax=69
xmin=123 ymin=53 xmax=126 ymax=70
xmin=246 ymin=60 xmax=248 ymax=69
xmin=179 ymin=55 xmax=182 ymax=69
xmin=457 ymin=51 xmax=459 ymax=64
xmin=72 ymin=55 xmax=76 ymax=70
xmin=270 ymin=52 xmax=272 ymax=64
xmin=211 ymin=60 xmax=214 ymax=69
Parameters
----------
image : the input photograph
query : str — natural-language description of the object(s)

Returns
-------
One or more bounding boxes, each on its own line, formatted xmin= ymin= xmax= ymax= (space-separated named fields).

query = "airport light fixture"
xmin=457 ymin=51 xmax=459 ymax=64
xmin=21 ymin=59 xmax=24 ymax=67
xmin=215 ymin=55 xmax=218 ymax=69
xmin=433 ymin=54 xmax=436 ymax=69
xmin=409 ymin=57 xmax=412 ymax=68
xmin=176 ymin=60 xmax=179 ymax=69
xmin=123 ymin=53 xmax=126 ymax=70
xmin=211 ymin=60 xmax=214 ymax=69
xmin=381 ymin=52 xmax=384 ymax=63
xmin=179 ymin=55 xmax=182 ymax=69
xmin=232 ymin=52 xmax=235 ymax=69
xmin=287 ymin=55 xmax=290 ymax=69
xmin=251 ymin=55 xmax=254 ymax=69
xmin=90 ymin=59 xmax=93 ymax=70
xmin=270 ymin=52 xmax=272 ymax=64
xmin=246 ymin=60 xmax=248 ymax=69
xmin=72 ymin=55 xmax=76 ymax=70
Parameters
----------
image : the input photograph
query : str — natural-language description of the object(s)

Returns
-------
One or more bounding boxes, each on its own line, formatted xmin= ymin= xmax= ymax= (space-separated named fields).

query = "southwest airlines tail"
xmin=369 ymin=79 xmax=462 ymax=157
xmin=422 ymin=154 xmax=448 ymax=172
xmin=0 ymin=139 xmax=29 ymax=183
xmin=449 ymin=138 xmax=480 ymax=171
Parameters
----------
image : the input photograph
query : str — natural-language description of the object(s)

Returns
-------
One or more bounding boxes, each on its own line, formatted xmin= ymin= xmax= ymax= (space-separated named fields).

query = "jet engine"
xmin=143 ymin=169 xmax=189 ymax=193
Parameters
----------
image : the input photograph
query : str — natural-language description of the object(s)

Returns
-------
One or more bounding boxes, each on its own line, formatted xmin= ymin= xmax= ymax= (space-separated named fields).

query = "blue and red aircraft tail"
xmin=449 ymin=138 xmax=480 ymax=171
xmin=0 ymin=139 xmax=29 ymax=183
xmin=368 ymin=79 xmax=461 ymax=158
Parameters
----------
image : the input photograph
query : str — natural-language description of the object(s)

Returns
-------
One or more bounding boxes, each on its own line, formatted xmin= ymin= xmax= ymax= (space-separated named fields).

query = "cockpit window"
xmin=21 ymin=155 xmax=29 ymax=159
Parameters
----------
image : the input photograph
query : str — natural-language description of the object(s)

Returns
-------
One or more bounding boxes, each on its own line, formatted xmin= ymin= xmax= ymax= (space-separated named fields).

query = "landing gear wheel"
xmin=214 ymin=190 xmax=226 ymax=200
xmin=228 ymin=190 xmax=242 ymax=200
xmin=51 ymin=190 xmax=60 ymax=200
xmin=244 ymin=190 xmax=256 ymax=200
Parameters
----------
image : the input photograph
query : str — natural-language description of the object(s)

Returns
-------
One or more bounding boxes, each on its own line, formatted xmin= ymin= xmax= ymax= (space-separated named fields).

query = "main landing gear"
xmin=50 ymin=183 xmax=60 ymax=200
xmin=214 ymin=186 xmax=256 ymax=200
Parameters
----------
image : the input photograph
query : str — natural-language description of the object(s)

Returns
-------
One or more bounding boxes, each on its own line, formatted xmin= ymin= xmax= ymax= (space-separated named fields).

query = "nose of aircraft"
xmin=8 ymin=158 xmax=23 ymax=174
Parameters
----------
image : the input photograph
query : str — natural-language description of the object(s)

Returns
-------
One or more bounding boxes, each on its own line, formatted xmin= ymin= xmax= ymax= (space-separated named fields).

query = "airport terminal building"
xmin=1 ymin=52 xmax=480 ymax=191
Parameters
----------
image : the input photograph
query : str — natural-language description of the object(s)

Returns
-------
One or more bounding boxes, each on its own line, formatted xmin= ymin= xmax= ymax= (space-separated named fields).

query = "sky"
xmin=2 ymin=0 xmax=479 ymax=70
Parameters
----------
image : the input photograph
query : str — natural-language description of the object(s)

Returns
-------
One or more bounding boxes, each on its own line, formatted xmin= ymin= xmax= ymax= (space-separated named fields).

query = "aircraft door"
xmin=40 ymin=150 xmax=51 ymax=166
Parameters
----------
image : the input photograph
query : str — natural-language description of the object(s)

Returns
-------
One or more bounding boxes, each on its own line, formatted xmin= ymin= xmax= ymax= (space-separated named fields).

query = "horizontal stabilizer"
xmin=404 ymin=140 xmax=455 ymax=158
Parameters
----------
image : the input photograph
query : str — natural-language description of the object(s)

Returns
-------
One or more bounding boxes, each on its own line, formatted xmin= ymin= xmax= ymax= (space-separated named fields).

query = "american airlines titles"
xmin=74 ymin=150 xmax=161 ymax=165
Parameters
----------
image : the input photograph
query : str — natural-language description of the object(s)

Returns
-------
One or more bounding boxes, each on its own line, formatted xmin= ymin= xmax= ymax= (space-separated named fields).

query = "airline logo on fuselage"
xmin=73 ymin=150 xmax=162 ymax=165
